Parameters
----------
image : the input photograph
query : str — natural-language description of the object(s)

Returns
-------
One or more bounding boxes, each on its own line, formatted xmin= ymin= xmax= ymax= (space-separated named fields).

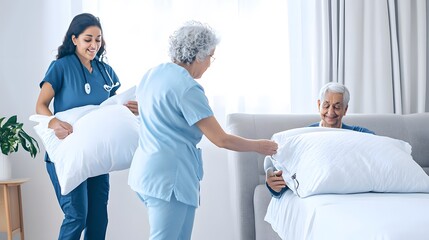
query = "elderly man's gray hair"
xmin=319 ymin=82 xmax=350 ymax=106
xmin=168 ymin=20 xmax=220 ymax=65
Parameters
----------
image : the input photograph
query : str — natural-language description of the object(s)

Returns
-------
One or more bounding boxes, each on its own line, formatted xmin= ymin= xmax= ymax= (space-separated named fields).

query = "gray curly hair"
xmin=169 ymin=20 xmax=220 ymax=65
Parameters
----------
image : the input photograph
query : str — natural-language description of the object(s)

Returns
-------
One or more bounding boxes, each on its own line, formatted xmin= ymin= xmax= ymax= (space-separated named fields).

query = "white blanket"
xmin=265 ymin=191 xmax=429 ymax=240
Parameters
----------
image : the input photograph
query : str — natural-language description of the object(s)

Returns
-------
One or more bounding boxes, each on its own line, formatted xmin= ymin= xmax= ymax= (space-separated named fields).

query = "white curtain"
xmin=289 ymin=0 xmax=429 ymax=114
xmin=79 ymin=0 xmax=291 ymax=119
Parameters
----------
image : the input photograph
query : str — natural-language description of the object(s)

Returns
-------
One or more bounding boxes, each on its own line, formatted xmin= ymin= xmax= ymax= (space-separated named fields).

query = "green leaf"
xmin=1 ymin=115 xmax=40 ymax=158
xmin=3 ymin=115 xmax=18 ymax=128
xmin=18 ymin=130 xmax=39 ymax=158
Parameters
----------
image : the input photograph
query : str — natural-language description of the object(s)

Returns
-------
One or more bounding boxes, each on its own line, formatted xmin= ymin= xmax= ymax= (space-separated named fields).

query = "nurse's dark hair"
xmin=56 ymin=13 xmax=106 ymax=61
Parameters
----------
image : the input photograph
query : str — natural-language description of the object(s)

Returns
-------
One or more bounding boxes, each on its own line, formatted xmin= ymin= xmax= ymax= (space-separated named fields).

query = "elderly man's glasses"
xmin=210 ymin=56 xmax=216 ymax=63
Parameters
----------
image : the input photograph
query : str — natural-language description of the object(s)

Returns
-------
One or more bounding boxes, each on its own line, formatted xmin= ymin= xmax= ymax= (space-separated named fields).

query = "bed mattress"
xmin=265 ymin=191 xmax=429 ymax=240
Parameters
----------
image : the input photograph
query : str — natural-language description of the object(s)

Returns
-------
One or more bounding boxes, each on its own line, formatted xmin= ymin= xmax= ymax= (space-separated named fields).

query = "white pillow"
xmin=264 ymin=127 xmax=346 ymax=175
xmin=270 ymin=127 xmax=429 ymax=198
xmin=100 ymin=85 xmax=136 ymax=107
xmin=30 ymin=103 xmax=139 ymax=195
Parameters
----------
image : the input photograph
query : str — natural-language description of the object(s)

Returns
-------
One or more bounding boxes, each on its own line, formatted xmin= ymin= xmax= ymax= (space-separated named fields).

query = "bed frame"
xmin=226 ymin=113 xmax=429 ymax=240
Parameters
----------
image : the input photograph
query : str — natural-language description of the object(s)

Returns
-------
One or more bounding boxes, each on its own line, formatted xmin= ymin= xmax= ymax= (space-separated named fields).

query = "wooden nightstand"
xmin=0 ymin=178 xmax=29 ymax=240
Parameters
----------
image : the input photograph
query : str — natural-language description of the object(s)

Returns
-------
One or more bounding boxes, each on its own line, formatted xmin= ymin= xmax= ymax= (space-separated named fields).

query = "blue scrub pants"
xmin=46 ymin=161 xmax=109 ymax=240
xmin=139 ymin=192 xmax=196 ymax=240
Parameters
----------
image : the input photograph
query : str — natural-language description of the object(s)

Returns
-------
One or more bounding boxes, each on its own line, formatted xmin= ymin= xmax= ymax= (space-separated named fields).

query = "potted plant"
xmin=1 ymin=115 xmax=40 ymax=157
xmin=0 ymin=115 xmax=40 ymax=180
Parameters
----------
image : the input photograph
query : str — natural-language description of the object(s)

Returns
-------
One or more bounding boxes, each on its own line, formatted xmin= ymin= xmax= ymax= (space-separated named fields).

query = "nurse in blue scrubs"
xmin=36 ymin=13 xmax=137 ymax=240
xmin=128 ymin=21 xmax=278 ymax=240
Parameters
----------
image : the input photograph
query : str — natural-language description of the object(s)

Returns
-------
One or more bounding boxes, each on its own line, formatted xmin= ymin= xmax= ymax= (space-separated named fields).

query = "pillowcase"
xmin=100 ymin=85 xmax=136 ymax=107
xmin=30 ymin=87 xmax=139 ymax=195
xmin=264 ymin=127 xmax=346 ymax=175
xmin=270 ymin=127 xmax=429 ymax=198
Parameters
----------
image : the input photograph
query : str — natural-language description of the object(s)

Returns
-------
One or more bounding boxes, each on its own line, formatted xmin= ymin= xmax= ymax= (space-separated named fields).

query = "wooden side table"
xmin=0 ymin=178 xmax=29 ymax=240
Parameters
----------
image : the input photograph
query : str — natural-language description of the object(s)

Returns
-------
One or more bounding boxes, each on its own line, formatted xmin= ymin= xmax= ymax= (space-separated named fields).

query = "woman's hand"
xmin=125 ymin=100 xmax=138 ymax=115
xmin=266 ymin=170 xmax=287 ymax=192
xmin=257 ymin=140 xmax=278 ymax=156
xmin=48 ymin=118 xmax=73 ymax=140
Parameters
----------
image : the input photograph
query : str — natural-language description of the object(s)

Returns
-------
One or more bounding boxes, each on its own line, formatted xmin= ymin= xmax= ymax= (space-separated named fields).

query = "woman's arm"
xmin=36 ymin=82 xmax=73 ymax=139
xmin=196 ymin=116 xmax=277 ymax=155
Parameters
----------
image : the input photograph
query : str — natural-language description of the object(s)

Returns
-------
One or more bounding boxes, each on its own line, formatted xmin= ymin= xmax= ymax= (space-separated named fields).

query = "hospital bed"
xmin=227 ymin=113 xmax=429 ymax=240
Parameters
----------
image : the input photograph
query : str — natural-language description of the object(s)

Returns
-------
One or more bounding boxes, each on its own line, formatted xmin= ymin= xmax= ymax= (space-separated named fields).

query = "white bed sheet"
xmin=265 ymin=191 xmax=429 ymax=240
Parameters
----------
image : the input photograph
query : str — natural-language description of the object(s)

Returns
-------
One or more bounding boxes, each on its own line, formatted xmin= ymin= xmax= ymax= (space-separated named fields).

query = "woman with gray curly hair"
xmin=128 ymin=21 xmax=278 ymax=239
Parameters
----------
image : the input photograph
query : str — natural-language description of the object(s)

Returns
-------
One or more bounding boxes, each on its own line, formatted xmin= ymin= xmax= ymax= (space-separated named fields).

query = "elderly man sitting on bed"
xmin=266 ymin=82 xmax=375 ymax=197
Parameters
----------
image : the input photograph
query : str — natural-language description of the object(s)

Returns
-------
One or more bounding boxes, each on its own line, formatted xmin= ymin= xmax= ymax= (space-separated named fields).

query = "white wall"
xmin=0 ymin=1 xmax=235 ymax=239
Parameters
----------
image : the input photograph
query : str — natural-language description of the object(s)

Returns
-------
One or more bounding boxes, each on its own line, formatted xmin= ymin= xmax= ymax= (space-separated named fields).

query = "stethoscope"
xmin=74 ymin=53 xmax=120 ymax=95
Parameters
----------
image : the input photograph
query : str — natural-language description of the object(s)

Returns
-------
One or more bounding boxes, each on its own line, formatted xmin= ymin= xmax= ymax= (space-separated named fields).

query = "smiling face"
xmin=72 ymin=26 xmax=102 ymax=64
xmin=317 ymin=91 xmax=348 ymax=128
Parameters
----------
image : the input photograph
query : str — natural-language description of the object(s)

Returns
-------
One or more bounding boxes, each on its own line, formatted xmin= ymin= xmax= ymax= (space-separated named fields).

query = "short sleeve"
xmin=41 ymin=61 xmax=63 ymax=93
xmin=180 ymin=85 xmax=213 ymax=126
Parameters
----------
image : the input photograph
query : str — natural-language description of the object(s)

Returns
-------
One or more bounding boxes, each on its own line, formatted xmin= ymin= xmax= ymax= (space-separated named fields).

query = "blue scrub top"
xmin=128 ymin=62 xmax=214 ymax=207
xmin=40 ymin=54 xmax=120 ymax=113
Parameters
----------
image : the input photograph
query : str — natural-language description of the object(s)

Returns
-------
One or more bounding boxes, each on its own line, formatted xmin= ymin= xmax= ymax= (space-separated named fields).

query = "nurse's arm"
xmin=196 ymin=116 xmax=277 ymax=155
xmin=36 ymin=82 xmax=73 ymax=139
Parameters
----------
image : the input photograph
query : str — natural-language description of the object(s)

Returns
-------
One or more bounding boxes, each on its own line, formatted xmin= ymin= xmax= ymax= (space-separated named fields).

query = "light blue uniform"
xmin=128 ymin=62 xmax=213 ymax=239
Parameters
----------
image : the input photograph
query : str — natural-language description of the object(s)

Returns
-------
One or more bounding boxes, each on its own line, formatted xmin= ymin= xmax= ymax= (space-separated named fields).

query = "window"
xmin=82 ymin=0 xmax=290 ymax=114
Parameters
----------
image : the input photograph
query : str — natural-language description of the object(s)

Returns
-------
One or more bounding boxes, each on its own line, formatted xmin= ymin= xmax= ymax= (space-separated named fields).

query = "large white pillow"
xmin=264 ymin=127 xmax=346 ymax=175
xmin=29 ymin=105 xmax=100 ymax=155
xmin=99 ymin=85 xmax=136 ymax=107
xmin=30 ymin=87 xmax=139 ymax=195
xmin=269 ymin=127 xmax=429 ymax=198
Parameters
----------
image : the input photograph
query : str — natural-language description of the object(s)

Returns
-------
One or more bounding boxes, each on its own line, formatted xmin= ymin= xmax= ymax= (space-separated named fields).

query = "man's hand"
xmin=266 ymin=170 xmax=287 ymax=192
